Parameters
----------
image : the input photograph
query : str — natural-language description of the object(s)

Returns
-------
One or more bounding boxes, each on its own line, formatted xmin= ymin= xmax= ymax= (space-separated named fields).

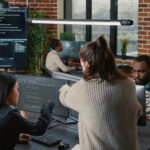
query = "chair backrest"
xmin=40 ymin=66 xmax=52 ymax=77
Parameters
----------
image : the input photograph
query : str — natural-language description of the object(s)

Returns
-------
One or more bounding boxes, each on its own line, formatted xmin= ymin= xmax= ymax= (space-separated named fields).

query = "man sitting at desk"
xmin=133 ymin=55 xmax=150 ymax=120
xmin=46 ymin=38 xmax=76 ymax=72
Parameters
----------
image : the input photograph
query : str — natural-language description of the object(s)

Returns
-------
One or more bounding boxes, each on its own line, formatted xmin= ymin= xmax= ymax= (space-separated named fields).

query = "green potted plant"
xmin=121 ymin=38 xmax=129 ymax=59
xmin=28 ymin=11 xmax=56 ymax=76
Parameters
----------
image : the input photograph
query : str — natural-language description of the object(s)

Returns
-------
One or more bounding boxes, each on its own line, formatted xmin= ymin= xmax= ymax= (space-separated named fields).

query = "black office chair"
xmin=40 ymin=66 xmax=52 ymax=77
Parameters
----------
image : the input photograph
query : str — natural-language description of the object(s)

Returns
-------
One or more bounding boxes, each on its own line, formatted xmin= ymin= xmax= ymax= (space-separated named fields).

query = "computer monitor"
xmin=50 ymin=71 xmax=80 ymax=122
xmin=51 ymin=70 xmax=82 ymax=82
xmin=59 ymin=41 xmax=86 ymax=59
xmin=15 ymin=74 xmax=69 ymax=117
xmin=136 ymin=85 xmax=146 ymax=126
xmin=0 ymin=6 xmax=28 ymax=68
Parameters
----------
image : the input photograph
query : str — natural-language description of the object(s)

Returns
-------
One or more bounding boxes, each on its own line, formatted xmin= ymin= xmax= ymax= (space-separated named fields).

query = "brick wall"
xmin=138 ymin=0 xmax=150 ymax=56
xmin=6 ymin=0 xmax=58 ymax=34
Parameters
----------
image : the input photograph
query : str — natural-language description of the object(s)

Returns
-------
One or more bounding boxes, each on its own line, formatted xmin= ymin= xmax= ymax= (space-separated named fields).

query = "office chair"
xmin=40 ymin=66 xmax=52 ymax=77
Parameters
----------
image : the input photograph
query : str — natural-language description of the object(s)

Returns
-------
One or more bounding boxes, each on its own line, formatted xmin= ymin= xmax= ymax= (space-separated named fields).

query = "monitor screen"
xmin=59 ymin=41 xmax=86 ymax=59
xmin=15 ymin=74 xmax=69 ymax=117
xmin=0 ymin=6 xmax=28 ymax=68
xmin=136 ymin=85 xmax=146 ymax=126
xmin=49 ymin=71 xmax=80 ymax=121
xmin=0 ymin=6 xmax=27 ymax=39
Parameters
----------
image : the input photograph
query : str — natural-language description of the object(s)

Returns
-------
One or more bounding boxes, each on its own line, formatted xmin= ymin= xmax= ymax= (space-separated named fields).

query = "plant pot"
xmin=121 ymin=54 xmax=126 ymax=59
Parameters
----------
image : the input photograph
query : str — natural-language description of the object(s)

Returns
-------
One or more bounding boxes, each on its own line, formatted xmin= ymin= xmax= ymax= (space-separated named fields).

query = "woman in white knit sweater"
xmin=59 ymin=35 xmax=142 ymax=150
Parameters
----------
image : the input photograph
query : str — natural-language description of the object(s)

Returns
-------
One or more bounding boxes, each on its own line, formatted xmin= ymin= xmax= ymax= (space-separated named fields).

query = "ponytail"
xmin=96 ymin=35 xmax=107 ymax=50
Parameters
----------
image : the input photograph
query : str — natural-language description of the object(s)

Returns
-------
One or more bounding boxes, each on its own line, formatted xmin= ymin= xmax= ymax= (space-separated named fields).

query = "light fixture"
xmin=0 ymin=0 xmax=9 ymax=9
xmin=26 ymin=19 xmax=133 ymax=26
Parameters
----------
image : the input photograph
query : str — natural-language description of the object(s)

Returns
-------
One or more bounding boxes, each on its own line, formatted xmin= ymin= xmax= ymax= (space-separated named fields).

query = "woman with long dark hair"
xmin=59 ymin=35 xmax=141 ymax=150
xmin=46 ymin=38 xmax=76 ymax=72
xmin=0 ymin=72 xmax=54 ymax=150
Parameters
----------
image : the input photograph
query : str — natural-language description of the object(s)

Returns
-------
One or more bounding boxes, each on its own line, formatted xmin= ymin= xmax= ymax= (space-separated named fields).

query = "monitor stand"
xmin=52 ymin=116 xmax=77 ymax=124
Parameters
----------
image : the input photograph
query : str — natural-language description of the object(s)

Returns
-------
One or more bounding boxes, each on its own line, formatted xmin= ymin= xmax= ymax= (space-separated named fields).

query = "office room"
xmin=0 ymin=0 xmax=150 ymax=150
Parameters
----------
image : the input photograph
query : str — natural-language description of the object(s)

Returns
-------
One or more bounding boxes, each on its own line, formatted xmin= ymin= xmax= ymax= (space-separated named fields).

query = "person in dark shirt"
xmin=133 ymin=55 xmax=150 ymax=120
xmin=0 ymin=72 xmax=54 ymax=150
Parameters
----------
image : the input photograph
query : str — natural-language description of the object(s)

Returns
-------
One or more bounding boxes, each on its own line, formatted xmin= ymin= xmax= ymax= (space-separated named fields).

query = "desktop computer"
xmin=15 ymin=74 xmax=79 ymax=124
xmin=49 ymin=70 xmax=81 ymax=123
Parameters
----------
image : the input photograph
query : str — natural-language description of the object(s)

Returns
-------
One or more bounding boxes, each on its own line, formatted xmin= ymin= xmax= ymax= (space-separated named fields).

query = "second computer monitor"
xmin=136 ymin=85 xmax=146 ymax=126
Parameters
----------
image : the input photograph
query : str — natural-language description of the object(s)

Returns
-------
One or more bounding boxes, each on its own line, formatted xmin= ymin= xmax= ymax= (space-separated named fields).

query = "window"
xmin=117 ymin=0 xmax=138 ymax=56
xmin=64 ymin=0 xmax=86 ymax=41
xmin=92 ymin=0 xmax=110 ymax=42
xmin=64 ymin=0 xmax=138 ymax=56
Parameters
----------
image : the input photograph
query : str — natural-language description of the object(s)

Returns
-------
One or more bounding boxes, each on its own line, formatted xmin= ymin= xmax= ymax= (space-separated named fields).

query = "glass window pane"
xmin=92 ymin=0 xmax=110 ymax=42
xmin=117 ymin=0 xmax=138 ymax=56
xmin=64 ymin=0 xmax=86 ymax=41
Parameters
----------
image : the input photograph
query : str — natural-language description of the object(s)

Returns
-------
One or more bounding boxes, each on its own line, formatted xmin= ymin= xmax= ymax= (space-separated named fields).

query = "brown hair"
xmin=79 ymin=35 xmax=127 ymax=82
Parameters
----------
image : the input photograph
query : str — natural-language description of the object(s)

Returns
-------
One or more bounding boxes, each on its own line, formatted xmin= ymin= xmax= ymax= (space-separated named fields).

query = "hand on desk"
xmin=40 ymin=101 xmax=55 ymax=115
xmin=19 ymin=133 xmax=31 ymax=143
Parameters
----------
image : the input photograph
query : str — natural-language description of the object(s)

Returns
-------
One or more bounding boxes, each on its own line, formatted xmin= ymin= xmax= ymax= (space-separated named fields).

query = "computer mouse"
xmin=58 ymin=142 xmax=70 ymax=149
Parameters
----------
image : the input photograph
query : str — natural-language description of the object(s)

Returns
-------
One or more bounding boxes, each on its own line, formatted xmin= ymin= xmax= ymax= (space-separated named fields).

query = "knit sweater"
xmin=45 ymin=50 xmax=74 ymax=72
xmin=59 ymin=78 xmax=141 ymax=150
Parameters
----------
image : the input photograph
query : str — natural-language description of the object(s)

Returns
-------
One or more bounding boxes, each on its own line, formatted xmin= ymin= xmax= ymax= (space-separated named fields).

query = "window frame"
xmin=64 ymin=0 xmax=137 ymax=58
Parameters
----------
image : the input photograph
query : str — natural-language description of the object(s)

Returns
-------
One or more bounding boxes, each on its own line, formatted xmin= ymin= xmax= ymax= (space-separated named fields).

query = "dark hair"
xmin=0 ymin=72 xmax=17 ymax=106
xmin=79 ymin=35 xmax=127 ymax=82
xmin=134 ymin=55 xmax=150 ymax=70
xmin=117 ymin=65 xmax=133 ymax=76
xmin=50 ymin=38 xmax=61 ymax=50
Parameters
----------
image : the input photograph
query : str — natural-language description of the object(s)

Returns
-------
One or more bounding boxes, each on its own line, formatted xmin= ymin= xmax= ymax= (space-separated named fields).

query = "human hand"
xmin=19 ymin=133 xmax=31 ymax=142
xmin=146 ymin=114 xmax=150 ymax=120
xmin=72 ymin=66 xmax=78 ymax=70
xmin=40 ymin=101 xmax=55 ymax=115
xmin=59 ymin=84 xmax=70 ymax=93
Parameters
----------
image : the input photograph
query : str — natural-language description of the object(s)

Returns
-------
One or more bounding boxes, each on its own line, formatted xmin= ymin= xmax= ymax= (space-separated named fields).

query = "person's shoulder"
xmin=0 ymin=105 xmax=18 ymax=119
xmin=126 ymin=77 xmax=134 ymax=83
xmin=1 ymin=104 xmax=14 ymax=112
xmin=119 ymin=77 xmax=135 ymax=88
xmin=71 ymin=79 xmax=84 ymax=88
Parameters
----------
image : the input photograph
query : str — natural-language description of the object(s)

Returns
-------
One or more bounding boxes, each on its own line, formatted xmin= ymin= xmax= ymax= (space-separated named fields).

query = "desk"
xmin=15 ymin=122 xmax=150 ymax=150
xmin=15 ymin=124 xmax=79 ymax=150
xmin=15 ymin=111 xmax=150 ymax=150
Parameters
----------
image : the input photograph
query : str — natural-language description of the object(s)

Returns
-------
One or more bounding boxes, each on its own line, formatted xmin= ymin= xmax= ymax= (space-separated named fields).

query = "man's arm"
xmin=55 ymin=55 xmax=76 ymax=72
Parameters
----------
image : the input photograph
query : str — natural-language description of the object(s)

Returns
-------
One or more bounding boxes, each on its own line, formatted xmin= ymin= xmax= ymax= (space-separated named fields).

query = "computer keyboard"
xmin=52 ymin=116 xmax=77 ymax=124
xmin=47 ymin=121 xmax=59 ymax=129
xmin=31 ymin=133 xmax=62 ymax=146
